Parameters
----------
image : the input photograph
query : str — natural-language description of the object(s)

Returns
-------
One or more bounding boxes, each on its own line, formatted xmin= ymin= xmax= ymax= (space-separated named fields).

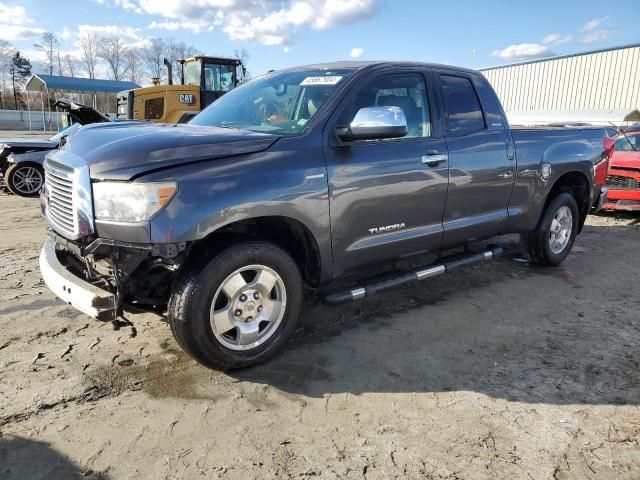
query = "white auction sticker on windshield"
xmin=300 ymin=76 xmax=343 ymax=86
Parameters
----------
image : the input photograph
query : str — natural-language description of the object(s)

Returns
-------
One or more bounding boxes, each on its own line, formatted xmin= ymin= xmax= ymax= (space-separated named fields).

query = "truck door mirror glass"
xmin=338 ymin=106 xmax=408 ymax=141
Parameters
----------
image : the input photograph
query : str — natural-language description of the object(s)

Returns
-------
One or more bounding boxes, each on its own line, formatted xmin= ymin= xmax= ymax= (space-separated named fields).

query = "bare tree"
xmin=0 ymin=40 xmax=15 ymax=108
xmin=141 ymin=37 xmax=166 ymax=82
xmin=97 ymin=37 xmax=127 ymax=81
xmin=63 ymin=54 xmax=78 ymax=77
xmin=79 ymin=33 xmax=98 ymax=79
xmin=34 ymin=32 xmax=58 ymax=75
xmin=0 ymin=39 xmax=15 ymax=66
xmin=56 ymin=51 xmax=64 ymax=76
xmin=163 ymin=37 xmax=180 ymax=83
xmin=170 ymin=40 xmax=200 ymax=83
xmin=234 ymin=48 xmax=251 ymax=81
xmin=124 ymin=47 xmax=144 ymax=85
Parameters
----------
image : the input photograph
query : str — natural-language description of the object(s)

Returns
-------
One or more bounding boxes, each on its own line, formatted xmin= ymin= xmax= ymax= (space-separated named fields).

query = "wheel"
xmin=521 ymin=192 xmax=579 ymax=266
xmin=5 ymin=162 xmax=44 ymax=197
xmin=168 ymin=241 xmax=303 ymax=370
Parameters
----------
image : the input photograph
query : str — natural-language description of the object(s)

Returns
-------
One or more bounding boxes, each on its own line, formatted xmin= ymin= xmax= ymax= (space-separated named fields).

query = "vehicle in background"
xmin=0 ymin=99 xmax=111 ymax=197
xmin=116 ymin=56 xmax=246 ymax=124
xmin=604 ymin=130 xmax=640 ymax=211
xmin=40 ymin=61 xmax=612 ymax=370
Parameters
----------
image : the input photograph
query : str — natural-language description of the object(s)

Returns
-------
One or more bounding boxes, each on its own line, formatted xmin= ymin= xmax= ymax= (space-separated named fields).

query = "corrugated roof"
xmin=479 ymin=42 xmax=640 ymax=71
xmin=25 ymin=74 xmax=140 ymax=93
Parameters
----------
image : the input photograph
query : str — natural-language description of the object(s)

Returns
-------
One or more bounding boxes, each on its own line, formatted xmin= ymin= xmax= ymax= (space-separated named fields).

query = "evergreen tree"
xmin=10 ymin=51 xmax=31 ymax=109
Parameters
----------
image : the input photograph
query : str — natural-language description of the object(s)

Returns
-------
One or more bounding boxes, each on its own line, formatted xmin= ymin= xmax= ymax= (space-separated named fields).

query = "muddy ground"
xmin=0 ymin=190 xmax=638 ymax=480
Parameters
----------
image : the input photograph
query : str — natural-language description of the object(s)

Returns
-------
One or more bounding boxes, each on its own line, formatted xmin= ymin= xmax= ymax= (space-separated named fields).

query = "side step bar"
xmin=320 ymin=245 xmax=503 ymax=305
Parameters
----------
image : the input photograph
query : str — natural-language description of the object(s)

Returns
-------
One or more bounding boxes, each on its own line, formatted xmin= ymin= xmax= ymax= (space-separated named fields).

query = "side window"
xmin=341 ymin=73 xmax=432 ymax=138
xmin=440 ymin=75 xmax=485 ymax=136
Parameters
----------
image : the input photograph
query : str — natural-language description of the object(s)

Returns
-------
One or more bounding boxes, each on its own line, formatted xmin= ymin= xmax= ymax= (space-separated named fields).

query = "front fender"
xmin=9 ymin=149 xmax=50 ymax=165
xmin=144 ymin=139 xmax=333 ymax=281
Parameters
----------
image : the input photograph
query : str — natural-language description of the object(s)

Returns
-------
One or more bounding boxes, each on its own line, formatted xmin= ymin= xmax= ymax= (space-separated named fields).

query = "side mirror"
xmin=603 ymin=136 xmax=615 ymax=158
xmin=336 ymin=106 xmax=408 ymax=142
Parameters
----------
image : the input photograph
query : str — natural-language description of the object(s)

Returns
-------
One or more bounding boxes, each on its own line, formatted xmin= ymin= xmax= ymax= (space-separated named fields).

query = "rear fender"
xmin=510 ymin=138 xmax=598 ymax=232
xmin=534 ymin=141 xmax=596 ymax=226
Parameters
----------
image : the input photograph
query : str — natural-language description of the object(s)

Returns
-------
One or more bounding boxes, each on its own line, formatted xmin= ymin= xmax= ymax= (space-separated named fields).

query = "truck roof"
xmin=279 ymin=60 xmax=478 ymax=75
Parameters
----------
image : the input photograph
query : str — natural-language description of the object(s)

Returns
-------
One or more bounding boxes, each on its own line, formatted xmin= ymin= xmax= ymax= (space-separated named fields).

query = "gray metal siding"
xmin=480 ymin=45 xmax=640 ymax=112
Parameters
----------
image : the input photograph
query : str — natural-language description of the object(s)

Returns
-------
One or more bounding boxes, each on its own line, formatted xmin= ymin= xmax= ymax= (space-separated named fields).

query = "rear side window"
xmin=440 ymin=75 xmax=485 ymax=136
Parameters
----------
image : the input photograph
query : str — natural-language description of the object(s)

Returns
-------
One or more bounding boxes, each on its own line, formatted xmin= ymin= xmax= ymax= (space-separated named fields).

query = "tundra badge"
xmin=369 ymin=223 xmax=406 ymax=235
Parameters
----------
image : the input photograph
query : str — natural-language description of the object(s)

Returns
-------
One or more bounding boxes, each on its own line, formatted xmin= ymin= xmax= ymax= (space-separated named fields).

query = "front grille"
xmin=44 ymin=161 xmax=76 ymax=237
xmin=606 ymin=175 xmax=640 ymax=190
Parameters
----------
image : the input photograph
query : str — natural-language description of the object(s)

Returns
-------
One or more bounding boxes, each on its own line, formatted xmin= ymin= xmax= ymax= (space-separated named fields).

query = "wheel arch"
xmin=543 ymin=170 xmax=591 ymax=233
xmin=185 ymin=215 xmax=325 ymax=288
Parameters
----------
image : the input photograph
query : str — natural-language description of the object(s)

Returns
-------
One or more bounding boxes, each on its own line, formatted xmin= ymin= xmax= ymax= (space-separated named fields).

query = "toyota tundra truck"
xmin=39 ymin=61 xmax=611 ymax=369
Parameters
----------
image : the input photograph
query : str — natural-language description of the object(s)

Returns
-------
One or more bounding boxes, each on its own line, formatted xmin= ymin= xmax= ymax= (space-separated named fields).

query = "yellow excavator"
xmin=116 ymin=56 xmax=246 ymax=123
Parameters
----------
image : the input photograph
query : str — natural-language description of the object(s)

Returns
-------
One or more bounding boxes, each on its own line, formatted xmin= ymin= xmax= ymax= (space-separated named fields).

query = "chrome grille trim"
xmin=43 ymin=150 xmax=95 ymax=240
xmin=44 ymin=161 xmax=76 ymax=238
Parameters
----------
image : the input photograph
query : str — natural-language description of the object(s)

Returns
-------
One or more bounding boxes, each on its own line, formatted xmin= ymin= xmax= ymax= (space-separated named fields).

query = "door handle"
xmin=421 ymin=151 xmax=448 ymax=166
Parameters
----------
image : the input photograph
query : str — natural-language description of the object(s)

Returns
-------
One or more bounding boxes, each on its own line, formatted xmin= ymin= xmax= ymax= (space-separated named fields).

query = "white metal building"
xmin=480 ymin=43 xmax=640 ymax=124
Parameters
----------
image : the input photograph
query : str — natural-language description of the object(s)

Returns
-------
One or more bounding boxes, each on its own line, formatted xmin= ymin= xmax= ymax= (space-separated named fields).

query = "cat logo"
xmin=179 ymin=94 xmax=197 ymax=106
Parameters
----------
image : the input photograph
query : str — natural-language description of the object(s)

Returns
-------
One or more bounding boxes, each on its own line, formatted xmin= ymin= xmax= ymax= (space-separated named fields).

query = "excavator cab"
xmin=181 ymin=56 xmax=245 ymax=108
xmin=116 ymin=56 xmax=246 ymax=124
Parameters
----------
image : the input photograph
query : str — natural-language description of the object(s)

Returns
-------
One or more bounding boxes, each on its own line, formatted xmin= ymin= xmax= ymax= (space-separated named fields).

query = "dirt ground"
xmin=0 ymin=190 xmax=638 ymax=480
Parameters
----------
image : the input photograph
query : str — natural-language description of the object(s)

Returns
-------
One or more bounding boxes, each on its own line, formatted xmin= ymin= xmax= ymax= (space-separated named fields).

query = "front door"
xmin=324 ymin=71 xmax=449 ymax=277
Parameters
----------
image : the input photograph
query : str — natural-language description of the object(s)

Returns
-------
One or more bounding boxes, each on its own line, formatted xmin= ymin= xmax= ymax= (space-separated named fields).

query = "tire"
xmin=521 ymin=192 xmax=579 ymax=266
xmin=5 ymin=162 xmax=44 ymax=197
xmin=168 ymin=241 xmax=303 ymax=370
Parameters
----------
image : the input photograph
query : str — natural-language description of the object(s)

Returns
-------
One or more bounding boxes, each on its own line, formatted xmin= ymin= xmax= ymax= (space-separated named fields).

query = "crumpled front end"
xmin=40 ymin=149 xmax=188 ymax=321
xmin=604 ymin=165 xmax=640 ymax=211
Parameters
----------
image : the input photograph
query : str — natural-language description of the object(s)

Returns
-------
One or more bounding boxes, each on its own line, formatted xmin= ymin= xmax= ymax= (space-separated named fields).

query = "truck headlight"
xmin=93 ymin=181 xmax=177 ymax=223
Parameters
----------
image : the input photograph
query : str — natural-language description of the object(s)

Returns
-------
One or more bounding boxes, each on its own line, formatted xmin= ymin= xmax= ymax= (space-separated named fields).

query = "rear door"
xmin=324 ymin=69 xmax=449 ymax=277
xmin=435 ymin=72 xmax=515 ymax=246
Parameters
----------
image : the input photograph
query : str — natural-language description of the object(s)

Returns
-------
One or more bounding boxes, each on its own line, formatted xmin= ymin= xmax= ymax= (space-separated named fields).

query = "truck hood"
xmin=62 ymin=122 xmax=281 ymax=181
xmin=610 ymin=151 xmax=640 ymax=169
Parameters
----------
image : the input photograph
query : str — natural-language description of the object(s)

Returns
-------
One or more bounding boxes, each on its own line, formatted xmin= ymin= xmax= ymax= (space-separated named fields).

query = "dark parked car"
xmin=39 ymin=61 xmax=611 ymax=369
xmin=0 ymin=99 xmax=110 ymax=196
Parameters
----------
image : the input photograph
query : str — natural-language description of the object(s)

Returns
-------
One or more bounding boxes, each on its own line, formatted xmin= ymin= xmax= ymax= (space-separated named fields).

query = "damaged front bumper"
xmin=39 ymin=238 xmax=117 ymax=320
xmin=591 ymin=186 xmax=608 ymax=213
xmin=40 ymin=232 xmax=188 ymax=321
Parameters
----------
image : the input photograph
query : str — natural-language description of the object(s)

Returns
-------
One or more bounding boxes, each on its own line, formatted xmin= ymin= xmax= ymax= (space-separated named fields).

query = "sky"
xmin=1 ymin=0 xmax=639 ymax=78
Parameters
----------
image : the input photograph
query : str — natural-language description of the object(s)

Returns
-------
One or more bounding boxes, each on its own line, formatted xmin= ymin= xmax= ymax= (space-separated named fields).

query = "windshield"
xmin=615 ymin=133 xmax=639 ymax=151
xmin=190 ymin=69 xmax=353 ymax=135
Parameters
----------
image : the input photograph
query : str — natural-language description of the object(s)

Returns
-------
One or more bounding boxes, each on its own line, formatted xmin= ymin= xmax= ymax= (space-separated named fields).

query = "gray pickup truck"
xmin=39 ymin=61 xmax=611 ymax=369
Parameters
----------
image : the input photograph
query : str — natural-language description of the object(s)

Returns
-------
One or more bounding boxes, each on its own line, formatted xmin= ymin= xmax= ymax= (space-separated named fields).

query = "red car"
xmin=604 ymin=130 xmax=640 ymax=211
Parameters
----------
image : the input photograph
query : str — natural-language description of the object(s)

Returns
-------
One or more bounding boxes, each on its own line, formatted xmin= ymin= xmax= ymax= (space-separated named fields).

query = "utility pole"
xmin=10 ymin=64 xmax=17 ymax=110
xmin=472 ymin=49 xmax=477 ymax=68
